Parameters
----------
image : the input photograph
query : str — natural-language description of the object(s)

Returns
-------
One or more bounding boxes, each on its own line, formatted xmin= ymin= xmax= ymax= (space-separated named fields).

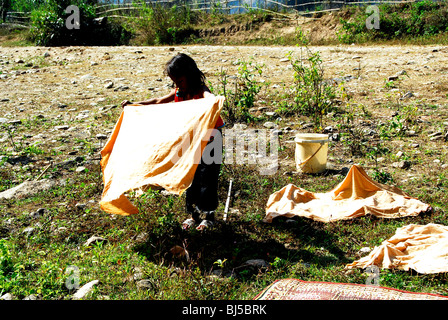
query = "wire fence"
xmin=2 ymin=0 xmax=420 ymax=25
xmin=95 ymin=0 xmax=419 ymax=16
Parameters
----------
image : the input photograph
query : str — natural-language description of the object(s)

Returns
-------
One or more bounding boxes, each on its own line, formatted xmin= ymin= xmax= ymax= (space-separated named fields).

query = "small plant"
xmin=372 ymin=169 xmax=393 ymax=184
xmin=286 ymin=47 xmax=336 ymax=130
xmin=212 ymin=58 xmax=268 ymax=124
xmin=213 ymin=258 xmax=227 ymax=269
xmin=378 ymin=115 xmax=406 ymax=140
xmin=129 ymin=1 xmax=198 ymax=45
xmin=0 ymin=239 xmax=22 ymax=294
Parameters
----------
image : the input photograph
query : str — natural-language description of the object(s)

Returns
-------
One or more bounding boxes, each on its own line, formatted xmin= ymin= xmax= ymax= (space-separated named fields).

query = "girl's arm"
xmin=121 ymin=89 xmax=176 ymax=108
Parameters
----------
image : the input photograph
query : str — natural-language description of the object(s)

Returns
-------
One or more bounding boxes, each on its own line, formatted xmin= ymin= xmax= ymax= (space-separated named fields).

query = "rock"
xmin=0 ymin=293 xmax=15 ymax=300
xmin=55 ymin=125 xmax=70 ymax=131
xmin=410 ymin=143 xmax=420 ymax=148
xmin=265 ymin=111 xmax=277 ymax=117
xmin=358 ymin=247 xmax=372 ymax=254
xmin=23 ymin=294 xmax=40 ymax=300
xmin=324 ymin=126 xmax=333 ymax=133
xmin=0 ymin=179 xmax=57 ymax=200
xmin=80 ymin=74 xmax=93 ymax=81
xmin=22 ymin=226 xmax=35 ymax=236
xmin=329 ymin=133 xmax=340 ymax=141
xmin=114 ymin=85 xmax=129 ymax=92
xmin=105 ymin=82 xmax=114 ymax=89
xmin=84 ymin=235 xmax=107 ymax=247
xmin=72 ymin=280 xmax=99 ymax=300
xmin=134 ymin=231 xmax=149 ymax=243
xmin=263 ymin=122 xmax=277 ymax=129
xmin=240 ymin=259 xmax=270 ymax=271
xmin=400 ymin=92 xmax=414 ymax=100
xmin=392 ymin=160 xmax=410 ymax=169
xmin=8 ymin=119 xmax=22 ymax=125
xmin=430 ymin=135 xmax=443 ymax=141
xmin=136 ymin=279 xmax=154 ymax=290
xmin=75 ymin=166 xmax=86 ymax=172
xmin=132 ymin=267 xmax=144 ymax=281
xmin=388 ymin=75 xmax=399 ymax=81
xmin=95 ymin=134 xmax=108 ymax=140
xmin=302 ymin=123 xmax=314 ymax=129
xmin=428 ymin=131 xmax=442 ymax=137
xmin=31 ymin=208 xmax=46 ymax=218
xmin=75 ymin=202 xmax=87 ymax=210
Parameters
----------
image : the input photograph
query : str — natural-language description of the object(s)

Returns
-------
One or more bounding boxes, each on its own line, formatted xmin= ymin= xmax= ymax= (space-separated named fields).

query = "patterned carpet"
xmin=255 ymin=279 xmax=448 ymax=300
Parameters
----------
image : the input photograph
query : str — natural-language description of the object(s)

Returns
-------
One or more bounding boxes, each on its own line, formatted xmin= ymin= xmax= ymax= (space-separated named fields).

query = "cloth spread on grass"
xmin=264 ymin=165 xmax=430 ymax=223
xmin=345 ymin=223 xmax=448 ymax=274
xmin=100 ymin=96 xmax=225 ymax=216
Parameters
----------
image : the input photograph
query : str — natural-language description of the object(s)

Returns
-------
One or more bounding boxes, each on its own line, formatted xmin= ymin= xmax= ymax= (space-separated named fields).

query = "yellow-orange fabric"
xmin=264 ymin=165 xmax=430 ymax=223
xmin=345 ymin=224 xmax=448 ymax=274
xmin=100 ymin=96 xmax=225 ymax=215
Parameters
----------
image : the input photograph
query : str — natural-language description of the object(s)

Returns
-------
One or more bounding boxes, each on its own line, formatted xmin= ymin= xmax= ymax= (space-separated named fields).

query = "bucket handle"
xmin=297 ymin=141 xmax=325 ymax=168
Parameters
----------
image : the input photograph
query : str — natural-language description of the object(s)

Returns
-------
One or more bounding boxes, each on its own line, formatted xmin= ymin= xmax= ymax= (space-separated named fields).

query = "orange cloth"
xmin=264 ymin=165 xmax=430 ymax=223
xmin=100 ymin=96 xmax=225 ymax=215
xmin=345 ymin=224 xmax=448 ymax=274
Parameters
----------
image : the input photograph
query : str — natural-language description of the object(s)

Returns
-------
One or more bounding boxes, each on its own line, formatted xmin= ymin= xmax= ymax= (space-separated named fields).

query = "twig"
xmin=34 ymin=162 xmax=52 ymax=181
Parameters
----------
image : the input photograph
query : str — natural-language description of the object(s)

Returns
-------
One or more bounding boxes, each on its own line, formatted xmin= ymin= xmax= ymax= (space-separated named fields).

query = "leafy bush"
xmin=129 ymin=1 xmax=198 ymax=45
xmin=338 ymin=1 xmax=448 ymax=43
xmin=29 ymin=0 xmax=131 ymax=46
xmin=0 ymin=239 xmax=22 ymax=294
xmin=284 ymin=48 xmax=336 ymax=130
xmin=211 ymin=58 xmax=268 ymax=124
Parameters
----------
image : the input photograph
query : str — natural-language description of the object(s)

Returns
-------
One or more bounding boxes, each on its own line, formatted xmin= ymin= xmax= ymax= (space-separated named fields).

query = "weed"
xmin=338 ymin=1 xmax=448 ymax=44
xmin=211 ymin=58 xmax=268 ymax=124
xmin=285 ymin=47 xmax=336 ymax=130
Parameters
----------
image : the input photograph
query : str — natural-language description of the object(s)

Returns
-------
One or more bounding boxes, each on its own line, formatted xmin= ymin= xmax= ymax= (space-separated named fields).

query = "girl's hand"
xmin=121 ymin=100 xmax=132 ymax=108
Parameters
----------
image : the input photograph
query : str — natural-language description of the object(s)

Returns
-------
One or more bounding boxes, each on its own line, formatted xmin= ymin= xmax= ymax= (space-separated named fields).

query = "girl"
xmin=121 ymin=53 xmax=225 ymax=231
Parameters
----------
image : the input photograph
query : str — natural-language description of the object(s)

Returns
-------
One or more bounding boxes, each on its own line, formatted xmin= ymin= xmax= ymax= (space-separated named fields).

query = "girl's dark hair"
xmin=164 ymin=53 xmax=206 ymax=93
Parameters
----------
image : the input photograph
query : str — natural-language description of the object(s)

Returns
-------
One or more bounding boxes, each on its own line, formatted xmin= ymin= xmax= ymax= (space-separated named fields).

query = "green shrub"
xmin=338 ymin=1 xmax=448 ymax=43
xmin=285 ymin=48 xmax=336 ymax=130
xmin=211 ymin=58 xmax=268 ymax=124
xmin=0 ymin=239 xmax=23 ymax=294
xmin=29 ymin=0 xmax=131 ymax=46
xmin=129 ymin=1 xmax=198 ymax=45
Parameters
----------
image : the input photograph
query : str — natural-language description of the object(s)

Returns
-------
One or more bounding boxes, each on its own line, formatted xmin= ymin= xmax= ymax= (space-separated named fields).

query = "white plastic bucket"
xmin=294 ymin=133 xmax=329 ymax=173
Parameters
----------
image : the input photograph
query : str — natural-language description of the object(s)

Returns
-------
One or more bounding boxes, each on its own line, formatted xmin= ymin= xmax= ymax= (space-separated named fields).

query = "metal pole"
xmin=223 ymin=179 xmax=233 ymax=222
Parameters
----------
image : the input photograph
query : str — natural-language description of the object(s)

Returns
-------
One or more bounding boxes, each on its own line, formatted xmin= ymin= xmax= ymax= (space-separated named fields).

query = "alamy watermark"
xmin=170 ymin=128 xmax=280 ymax=176
xmin=65 ymin=265 xmax=80 ymax=290
xmin=64 ymin=4 xmax=380 ymax=31
xmin=365 ymin=265 xmax=380 ymax=286
xmin=366 ymin=5 xmax=380 ymax=30
xmin=65 ymin=5 xmax=80 ymax=30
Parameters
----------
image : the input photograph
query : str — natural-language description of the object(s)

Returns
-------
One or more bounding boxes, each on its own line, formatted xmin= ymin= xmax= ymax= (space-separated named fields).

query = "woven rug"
xmin=255 ymin=279 xmax=448 ymax=300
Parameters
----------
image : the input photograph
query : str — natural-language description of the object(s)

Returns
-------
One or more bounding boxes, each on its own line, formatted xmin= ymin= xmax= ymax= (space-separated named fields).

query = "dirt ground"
xmin=1 ymin=41 xmax=448 ymax=185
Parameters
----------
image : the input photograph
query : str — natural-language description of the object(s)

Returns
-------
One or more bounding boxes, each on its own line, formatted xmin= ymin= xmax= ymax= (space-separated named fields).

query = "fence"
xmin=95 ymin=0 xmax=420 ymax=16
xmin=2 ymin=0 xmax=422 ymax=25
